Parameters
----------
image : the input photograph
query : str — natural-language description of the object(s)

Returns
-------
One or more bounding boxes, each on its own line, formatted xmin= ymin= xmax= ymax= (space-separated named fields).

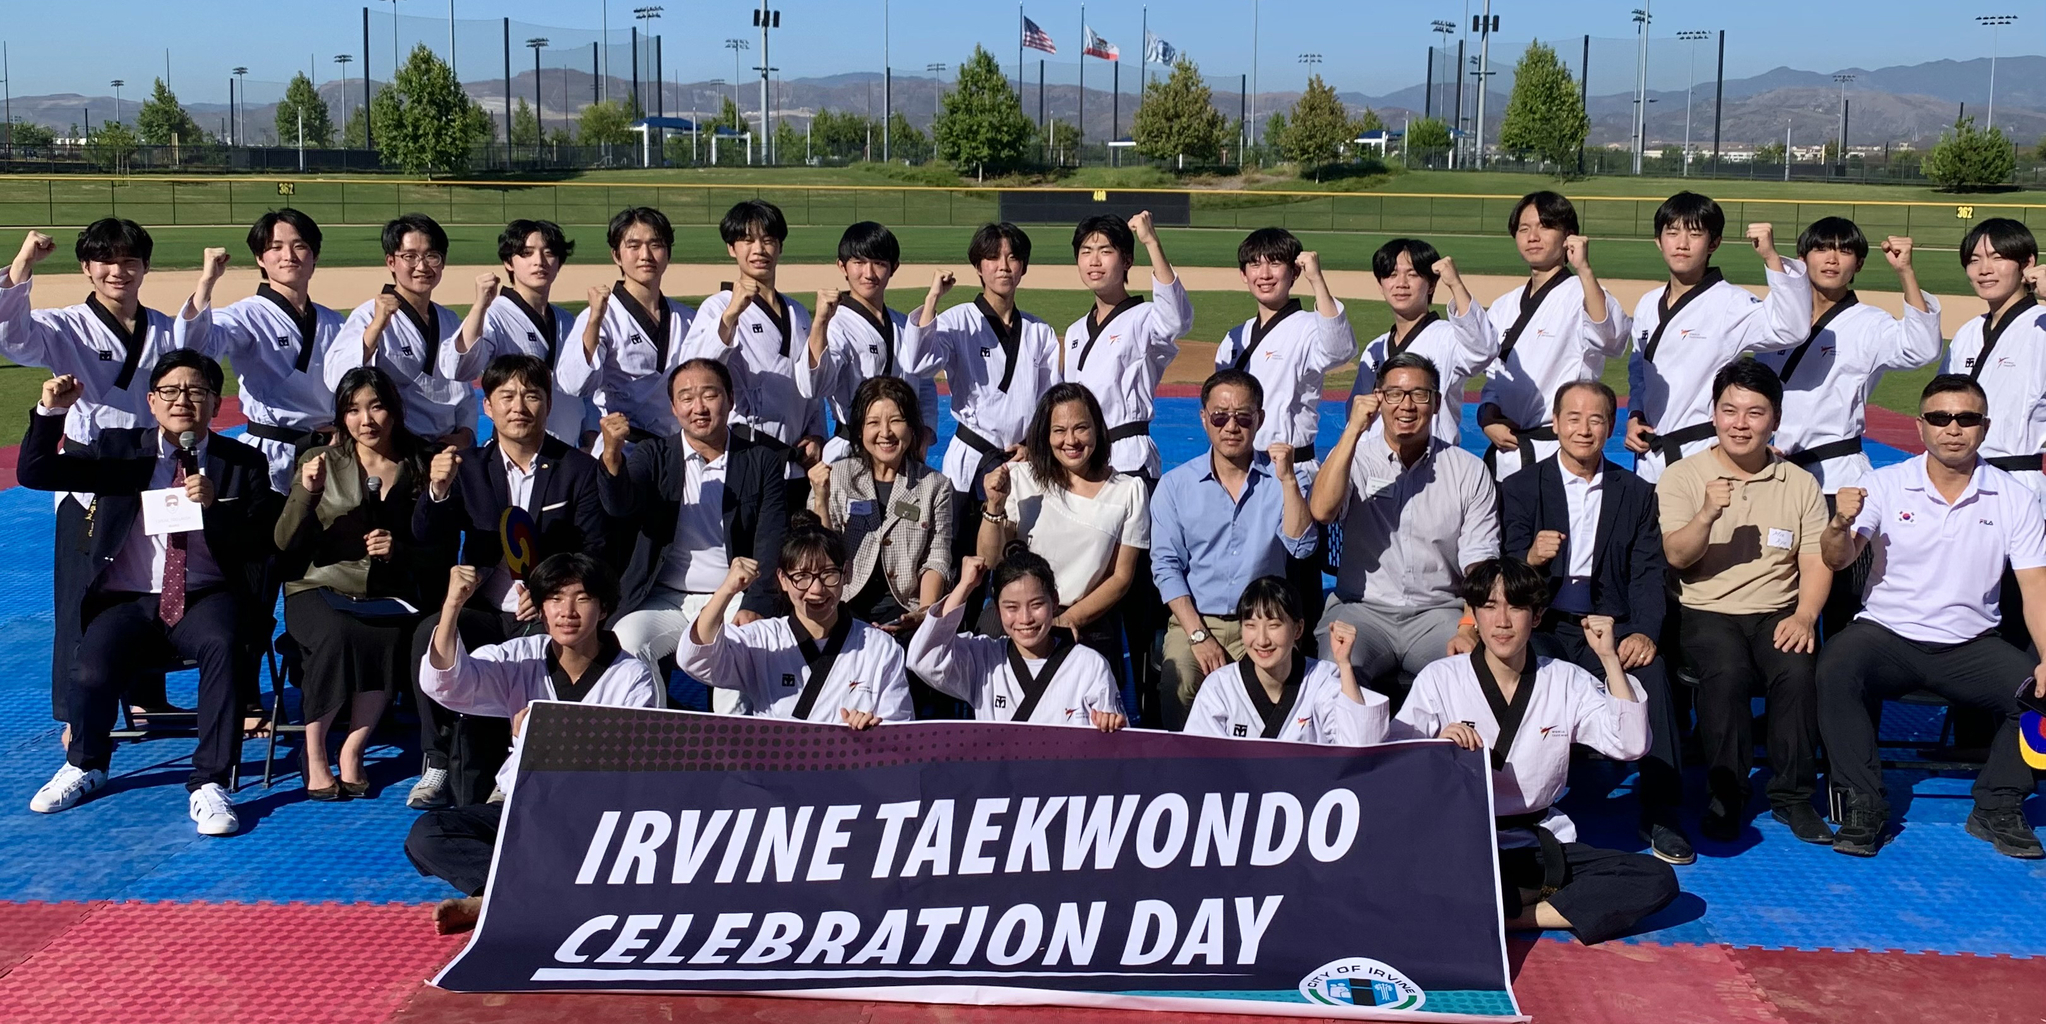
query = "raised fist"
xmin=428 ymin=449 xmax=462 ymax=500
xmin=446 ymin=565 xmax=482 ymax=607
xmin=372 ymin=290 xmax=402 ymax=321
xmin=982 ymin=463 xmax=1011 ymax=510
xmin=1583 ymin=614 xmax=1618 ymax=658
xmin=806 ymin=458 xmax=832 ymax=492
xmin=1267 ymin=442 xmax=1295 ymax=479
xmin=1833 ymin=486 xmax=1866 ymax=524
xmin=586 ymin=284 xmax=612 ymax=320
xmin=39 ymin=374 xmax=82 ymax=410
xmin=814 ymin=289 xmax=843 ymax=320
xmin=17 ymin=230 xmax=55 ymax=267
xmin=1348 ymin=390 xmax=1381 ymax=427
xmin=1564 ymin=234 xmax=1590 ymax=271
xmin=1880 ymin=236 xmax=1914 ymax=271
xmin=599 ymin=412 xmax=631 ymax=453
xmin=199 ymin=247 xmax=231 ymax=280
xmin=1295 ymin=250 xmax=1323 ymax=278
xmin=1527 ymin=529 xmax=1566 ymax=567
xmin=1703 ymin=477 xmax=1736 ymax=519
xmin=475 ymin=272 xmax=503 ymax=308
xmin=721 ymin=556 xmax=761 ymax=594
xmin=1328 ymin=619 xmax=1357 ymax=663
xmin=300 ymin=454 xmax=327 ymax=494
xmin=929 ymin=270 xmax=957 ymax=300
xmin=956 ymin=554 xmax=989 ymax=593
xmin=1128 ymin=210 xmax=1157 ymax=246
xmin=1745 ymin=222 xmax=1776 ymax=254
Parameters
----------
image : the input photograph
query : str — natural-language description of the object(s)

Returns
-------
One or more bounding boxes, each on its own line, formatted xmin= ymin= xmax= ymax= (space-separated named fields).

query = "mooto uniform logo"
xmin=1298 ymin=956 xmax=1425 ymax=1010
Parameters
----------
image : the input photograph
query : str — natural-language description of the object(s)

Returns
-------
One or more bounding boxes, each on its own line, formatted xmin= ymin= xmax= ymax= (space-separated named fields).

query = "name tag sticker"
xmin=1767 ymin=527 xmax=1795 ymax=550
xmin=893 ymin=500 xmax=921 ymax=521
xmin=848 ymin=499 xmax=876 ymax=516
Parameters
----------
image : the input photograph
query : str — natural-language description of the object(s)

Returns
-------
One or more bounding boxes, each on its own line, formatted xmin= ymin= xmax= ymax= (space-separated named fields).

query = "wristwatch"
xmin=1188 ymin=628 xmax=1212 ymax=644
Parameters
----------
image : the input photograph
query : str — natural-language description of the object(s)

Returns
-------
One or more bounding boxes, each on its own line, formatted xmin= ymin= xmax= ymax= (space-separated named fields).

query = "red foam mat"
xmin=1727 ymin=946 xmax=2046 ymax=1024
xmin=0 ymin=901 xmax=100 ymax=982
xmin=1509 ymin=938 xmax=1789 ymax=1024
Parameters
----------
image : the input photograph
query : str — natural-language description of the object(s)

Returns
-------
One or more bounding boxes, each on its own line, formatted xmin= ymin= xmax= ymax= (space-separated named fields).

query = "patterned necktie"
xmin=160 ymin=453 xmax=192 ymax=627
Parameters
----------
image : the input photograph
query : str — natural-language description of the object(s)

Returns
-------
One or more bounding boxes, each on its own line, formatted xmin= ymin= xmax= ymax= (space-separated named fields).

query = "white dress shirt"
xmin=678 ymin=614 xmax=913 ymax=723
xmin=898 ymin=297 xmax=1062 ymax=493
xmin=795 ymin=300 xmax=942 ymax=464
xmin=1561 ymin=466 xmax=1603 ymax=580
xmin=1213 ymin=299 xmax=1358 ymax=465
xmin=1007 ymin=463 xmax=1151 ymax=606
xmin=207 ymin=288 xmax=346 ymax=490
xmin=1755 ymin=293 xmax=1944 ymax=493
xmin=1351 ymin=303 xmax=1498 ymax=444
xmin=1941 ymin=299 xmax=2046 ymax=514
xmin=1058 ymin=276 xmax=1194 ymax=478
xmin=1852 ymin=455 xmax=2046 ymax=644
xmin=0 ymin=272 xmax=205 ymax=446
xmin=906 ymin=604 xmax=1124 ymax=725
xmin=1477 ymin=272 xmax=1631 ymax=479
xmin=481 ymin=449 xmax=540 ymax=612
xmin=681 ymin=289 xmax=818 ymax=454
xmin=328 ymin=291 xmax=477 ymax=441
xmin=1332 ymin=436 xmax=1500 ymax=608
xmin=1182 ymin=655 xmax=1389 ymax=745
xmin=556 ymin=286 xmax=698 ymax=438
xmin=91 ymin=426 xmax=225 ymax=594
xmin=444 ymin=292 xmax=587 ymax=445
xmin=657 ymin=447 xmax=730 ymax=593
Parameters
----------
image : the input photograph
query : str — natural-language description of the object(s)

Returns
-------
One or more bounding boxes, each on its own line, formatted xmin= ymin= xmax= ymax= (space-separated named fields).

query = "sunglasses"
xmin=1921 ymin=411 xmax=1986 ymax=428
xmin=1206 ymin=411 xmax=1257 ymax=429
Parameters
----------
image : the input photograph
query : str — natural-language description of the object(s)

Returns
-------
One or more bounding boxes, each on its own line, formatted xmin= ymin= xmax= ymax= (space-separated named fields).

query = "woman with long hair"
xmin=806 ymin=375 xmax=951 ymax=635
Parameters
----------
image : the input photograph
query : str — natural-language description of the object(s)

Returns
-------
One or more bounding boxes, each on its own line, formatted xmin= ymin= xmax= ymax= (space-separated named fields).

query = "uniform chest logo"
xmin=527 ymin=332 xmax=540 ymax=343
xmin=750 ymin=323 xmax=764 ymax=334
xmin=1539 ymin=725 xmax=1558 ymax=739
xmin=99 ymin=350 xmax=113 ymax=361
xmin=274 ymin=335 xmax=292 ymax=349
xmin=1980 ymin=518 xmax=1996 ymax=526
xmin=994 ymin=693 xmax=1009 ymax=708
xmin=1897 ymin=511 xmax=1916 ymax=523
xmin=1295 ymin=715 xmax=1311 ymax=728
xmin=980 ymin=347 xmax=993 ymax=358
xmin=1232 ymin=723 xmax=1249 ymax=737
xmin=867 ymin=343 xmax=879 ymax=354
xmin=780 ymin=672 xmax=797 ymax=687
xmin=1063 ymin=707 xmax=1078 ymax=719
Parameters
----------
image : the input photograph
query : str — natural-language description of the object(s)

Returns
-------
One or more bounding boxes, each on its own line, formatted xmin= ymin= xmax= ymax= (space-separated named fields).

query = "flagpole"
xmin=1078 ymin=2 xmax=1085 ymax=158
xmin=1140 ymin=6 xmax=1147 ymax=88
xmin=1017 ymin=3 xmax=1024 ymax=99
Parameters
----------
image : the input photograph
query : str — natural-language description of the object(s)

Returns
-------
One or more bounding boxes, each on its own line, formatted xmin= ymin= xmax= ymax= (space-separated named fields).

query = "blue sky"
xmin=1 ymin=0 xmax=2039 ymax=103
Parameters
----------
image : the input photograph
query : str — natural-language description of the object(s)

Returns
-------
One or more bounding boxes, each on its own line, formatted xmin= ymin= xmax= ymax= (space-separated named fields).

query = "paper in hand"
xmin=140 ymin=486 xmax=205 ymax=536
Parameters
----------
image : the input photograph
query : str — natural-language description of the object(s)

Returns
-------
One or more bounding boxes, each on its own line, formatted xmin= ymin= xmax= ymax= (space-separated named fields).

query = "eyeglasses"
xmin=1922 ymin=411 xmax=1986 ymax=428
xmin=393 ymin=251 xmax=446 ymax=267
xmin=1206 ymin=411 xmax=1257 ymax=429
xmin=783 ymin=569 xmax=844 ymax=590
xmin=1377 ymin=387 xmax=1439 ymax=407
xmin=150 ymin=385 xmax=217 ymax=403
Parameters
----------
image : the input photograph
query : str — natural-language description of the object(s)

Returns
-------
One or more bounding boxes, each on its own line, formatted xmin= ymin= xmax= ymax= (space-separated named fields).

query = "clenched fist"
xmin=445 ymin=565 xmax=482 ymax=608
xmin=814 ymin=289 xmax=842 ymax=320
xmin=1295 ymin=250 xmax=1324 ymax=279
xmin=720 ymin=556 xmax=761 ymax=595
xmin=1745 ymin=223 xmax=1776 ymax=253
xmin=1128 ymin=210 xmax=1158 ymax=246
xmin=599 ymin=412 xmax=631 ymax=455
xmin=1702 ymin=477 xmax=1736 ymax=521
xmin=1348 ymin=390 xmax=1381 ymax=428
xmin=198 ymin=247 xmax=231 ymax=281
xmin=1879 ymin=237 xmax=1915 ymax=272
xmin=1832 ymin=486 xmax=1865 ymax=527
xmin=585 ymin=284 xmax=612 ymax=321
xmin=372 ymin=290 xmax=402 ymax=322
xmin=982 ymin=463 xmax=1011 ymax=512
xmin=1564 ymin=234 xmax=1591 ymax=272
xmin=1583 ymin=614 xmax=1618 ymax=658
xmin=428 ymin=449 xmax=462 ymax=500
xmin=1527 ymin=530 xmax=1566 ymax=567
xmin=16 ymin=230 xmax=55 ymax=268
xmin=300 ymin=454 xmax=328 ymax=494
xmin=1267 ymin=442 xmax=1295 ymax=480
xmin=475 ymin=272 xmax=503 ymax=308
xmin=40 ymin=374 xmax=82 ymax=410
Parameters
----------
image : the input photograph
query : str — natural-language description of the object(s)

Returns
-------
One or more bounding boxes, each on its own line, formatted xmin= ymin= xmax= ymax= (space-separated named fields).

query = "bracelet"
xmin=982 ymin=509 xmax=1007 ymax=523
xmin=1458 ymin=614 xmax=1476 ymax=627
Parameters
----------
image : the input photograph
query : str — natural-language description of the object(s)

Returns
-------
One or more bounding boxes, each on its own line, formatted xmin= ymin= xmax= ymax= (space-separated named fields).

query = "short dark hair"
xmin=849 ymin=375 xmax=925 ymax=471
xmin=1507 ymin=191 xmax=1579 ymax=236
xmin=149 ymin=348 xmax=224 ymax=392
xmin=991 ymin=542 xmax=1058 ymax=605
xmin=1711 ymin=358 xmax=1783 ymax=416
xmin=1960 ymin=217 xmax=2038 ymax=271
xmin=1072 ymin=214 xmax=1134 ymax=266
xmin=1236 ymin=574 xmax=1304 ymax=623
xmin=498 ymin=219 xmax=573 ymax=263
xmin=247 ymin=208 xmax=323 ymax=259
xmin=968 ymin=222 xmax=1032 ymax=267
xmin=720 ymin=199 xmax=788 ymax=245
xmin=780 ymin=510 xmax=847 ymax=575
xmin=382 ymin=213 xmax=448 ymax=257
xmin=481 ymin=353 xmax=552 ymax=396
xmin=608 ymin=206 xmax=674 ymax=250
xmin=76 ymin=218 xmax=152 ymax=264
xmin=1921 ymin=373 xmax=1989 ymax=409
xmin=1236 ymin=227 xmax=1302 ymax=270
xmin=837 ymin=221 xmax=901 ymax=267
xmin=1552 ymin=378 xmax=1619 ymax=421
xmin=1025 ymin=382 xmax=1111 ymax=492
xmin=1462 ymin=558 xmax=1550 ymax=615
xmin=1375 ymin=351 xmax=1442 ymax=391
xmin=1371 ymin=237 xmax=1441 ymax=284
xmin=527 ymin=552 xmax=621 ymax=617
xmin=1796 ymin=216 xmax=1868 ymax=262
xmin=668 ymin=355 xmax=733 ymax=397
xmin=1653 ymin=191 xmax=1725 ymax=242
xmin=1201 ymin=368 xmax=1264 ymax=408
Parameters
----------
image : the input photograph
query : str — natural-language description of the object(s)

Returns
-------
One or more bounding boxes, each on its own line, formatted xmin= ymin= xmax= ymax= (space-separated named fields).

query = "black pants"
xmin=951 ymin=488 xmax=988 ymax=628
xmin=70 ymin=588 xmax=247 ymax=791
xmin=408 ymin=606 xmax=522 ymax=807
xmin=1817 ymin=621 xmax=2037 ymax=814
xmin=1499 ymin=840 xmax=1679 ymax=945
xmin=1533 ymin=620 xmax=1683 ymax=810
xmin=1820 ymin=495 xmax=1874 ymax=641
xmin=405 ymin=801 xmax=504 ymax=897
xmin=1680 ymin=606 xmax=1820 ymax=810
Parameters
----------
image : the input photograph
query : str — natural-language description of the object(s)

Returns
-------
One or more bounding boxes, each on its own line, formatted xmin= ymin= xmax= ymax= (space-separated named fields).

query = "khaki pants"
xmin=1160 ymin=615 xmax=1246 ymax=731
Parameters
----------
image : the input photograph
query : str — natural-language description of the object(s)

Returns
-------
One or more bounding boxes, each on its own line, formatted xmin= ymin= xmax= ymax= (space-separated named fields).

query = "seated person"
xmin=679 ymin=512 xmax=912 ymax=726
xmin=1309 ymin=352 xmax=1500 ymax=698
xmin=1393 ymin=558 xmax=1678 ymax=945
xmin=1501 ymin=379 xmax=1690 ymax=864
xmin=806 ymin=375 xmax=951 ymax=638
xmin=1816 ymin=374 xmax=2046 ymax=860
xmin=24 ymin=353 xmax=281 ymax=837
xmin=276 ymin=366 xmax=449 ymax=800
xmin=908 ymin=551 xmax=1127 ymax=730
xmin=1183 ymin=576 xmax=1389 ymax=744
xmin=406 ymin=554 xmax=658 ymax=935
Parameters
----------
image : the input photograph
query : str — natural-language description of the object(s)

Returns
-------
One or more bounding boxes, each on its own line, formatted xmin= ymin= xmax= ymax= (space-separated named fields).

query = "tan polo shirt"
xmin=1656 ymin=446 xmax=1828 ymax=614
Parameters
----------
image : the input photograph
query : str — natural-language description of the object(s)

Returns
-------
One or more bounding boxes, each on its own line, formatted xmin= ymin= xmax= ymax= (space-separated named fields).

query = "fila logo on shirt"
xmin=780 ymin=673 xmax=797 ymax=688
xmin=1232 ymin=723 xmax=1249 ymax=737
xmin=1980 ymin=518 xmax=1996 ymax=526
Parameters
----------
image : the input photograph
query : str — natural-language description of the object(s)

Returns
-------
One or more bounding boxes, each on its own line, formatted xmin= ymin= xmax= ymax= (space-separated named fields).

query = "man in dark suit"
xmin=405 ymin=354 xmax=608 ymax=810
xmin=599 ymin=357 xmax=785 ymax=712
xmin=22 ymin=351 xmax=281 ymax=836
xmin=1501 ymin=379 xmax=1690 ymax=865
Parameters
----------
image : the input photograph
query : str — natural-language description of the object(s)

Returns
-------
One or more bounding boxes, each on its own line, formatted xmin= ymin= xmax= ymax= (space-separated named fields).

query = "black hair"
xmin=780 ymin=509 xmax=848 ymax=576
xmin=1371 ymin=237 xmax=1441 ymax=284
xmin=849 ymin=375 xmax=925 ymax=472
xmin=381 ymin=213 xmax=448 ymax=257
xmin=1201 ymin=368 xmax=1264 ymax=408
xmin=1653 ymin=191 xmax=1725 ymax=242
xmin=1235 ymin=575 xmax=1303 ymax=623
xmin=1072 ymin=214 xmax=1135 ymax=266
xmin=498 ymin=219 xmax=573 ymax=263
xmin=246 ymin=208 xmax=323 ymax=259
xmin=1025 ymin=382 xmax=1111 ymax=493
xmin=1507 ymin=191 xmax=1580 ymax=236
xmin=331 ymin=364 xmax=431 ymax=471
xmin=1375 ymin=351 xmax=1442 ymax=391
xmin=608 ymin=206 xmax=675 ymax=251
xmin=1236 ymin=227 xmax=1302 ymax=270
xmin=1796 ymin=216 xmax=1868 ymax=262
xmin=667 ymin=356 xmax=733 ymax=397
xmin=526 ymin=552 xmax=621 ymax=617
xmin=75 ymin=218 xmax=152 ymax=265
xmin=837 ymin=221 xmax=901 ymax=267
xmin=1921 ymin=373 xmax=1989 ymax=409
xmin=968 ymin=222 xmax=1032 ymax=267
xmin=991 ymin=542 xmax=1059 ymax=606
xmin=1461 ymin=558 xmax=1550 ymax=615
xmin=720 ymin=199 xmax=789 ymax=245
xmin=1959 ymin=217 xmax=2039 ymax=273
xmin=148 ymin=348 xmax=224 ymax=392
xmin=1552 ymin=378 xmax=1618 ymax=422
xmin=1711 ymin=358 xmax=1783 ymax=416
xmin=481 ymin=353 xmax=552 ymax=397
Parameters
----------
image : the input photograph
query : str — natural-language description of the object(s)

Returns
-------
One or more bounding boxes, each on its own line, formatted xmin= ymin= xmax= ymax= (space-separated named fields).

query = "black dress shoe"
xmin=339 ymin=779 xmax=371 ymax=799
xmin=1700 ymin=805 xmax=1740 ymax=842
xmin=1638 ymin=820 xmax=1696 ymax=865
xmin=305 ymin=781 xmax=344 ymax=802
xmin=1774 ymin=803 xmax=1835 ymax=845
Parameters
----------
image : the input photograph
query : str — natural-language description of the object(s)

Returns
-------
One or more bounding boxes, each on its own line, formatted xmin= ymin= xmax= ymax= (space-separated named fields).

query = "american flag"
xmin=1022 ymin=16 xmax=1056 ymax=54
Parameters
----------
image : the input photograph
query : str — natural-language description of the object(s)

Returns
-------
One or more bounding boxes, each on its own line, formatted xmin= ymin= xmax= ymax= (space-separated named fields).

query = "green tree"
xmin=2037 ymin=133 xmax=2046 ymax=162
xmin=1754 ymin=140 xmax=1786 ymax=164
xmin=1277 ymin=75 xmax=1351 ymax=180
xmin=464 ymin=100 xmax=498 ymax=143
xmin=1497 ymin=42 xmax=1588 ymax=172
xmin=1406 ymin=116 xmax=1452 ymax=155
xmin=886 ymin=111 xmax=930 ymax=163
xmin=1925 ymin=117 xmax=2016 ymax=190
xmin=1130 ymin=56 xmax=1228 ymax=165
xmin=369 ymin=43 xmax=483 ymax=174
xmin=1353 ymin=108 xmax=1387 ymax=135
xmin=510 ymin=98 xmax=543 ymax=146
xmin=5 ymin=120 xmax=57 ymax=147
xmin=86 ymin=121 xmax=140 ymax=171
xmin=810 ymin=108 xmax=874 ymax=158
xmin=932 ymin=45 xmax=1034 ymax=179
xmin=341 ymin=105 xmax=369 ymax=148
xmin=547 ymin=126 xmax=576 ymax=147
xmin=1041 ymin=119 xmax=1081 ymax=163
xmin=135 ymin=78 xmax=202 ymax=147
xmin=275 ymin=73 xmax=335 ymax=148
xmin=702 ymin=96 xmax=745 ymax=133
xmin=774 ymin=118 xmax=804 ymax=164
xmin=578 ymin=99 xmax=635 ymax=146
xmin=1262 ymin=111 xmax=1288 ymax=160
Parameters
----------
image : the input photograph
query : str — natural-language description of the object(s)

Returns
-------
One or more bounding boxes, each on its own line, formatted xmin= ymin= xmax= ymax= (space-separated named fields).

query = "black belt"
xmin=1107 ymin=421 xmax=1150 ymax=442
xmin=1496 ymin=810 xmax=1567 ymax=900
xmin=626 ymin=426 xmax=664 ymax=444
xmin=1987 ymin=454 xmax=2041 ymax=473
xmin=1786 ymin=436 xmax=1862 ymax=468
xmin=243 ymin=421 xmax=328 ymax=449
xmin=1484 ymin=424 xmax=1559 ymax=476
xmin=1290 ymin=443 xmax=1316 ymax=463
xmin=1648 ymin=421 xmax=1717 ymax=461
xmin=955 ymin=423 xmax=1014 ymax=501
xmin=834 ymin=422 xmax=857 ymax=444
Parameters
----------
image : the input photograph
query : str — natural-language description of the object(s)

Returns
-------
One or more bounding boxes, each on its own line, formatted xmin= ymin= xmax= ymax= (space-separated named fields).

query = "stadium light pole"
xmin=333 ymin=54 xmax=353 ymax=137
xmin=1630 ymin=4 xmax=1651 ymax=174
xmin=928 ymin=63 xmax=948 ymax=120
xmin=1833 ymin=73 xmax=1854 ymax=170
xmin=526 ymin=38 xmax=548 ymax=137
xmin=1473 ymin=0 xmax=1495 ymax=169
xmin=600 ymin=0 xmax=609 ymax=103
xmin=634 ymin=7 xmax=663 ymax=114
xmin=110 ymin=80 xmax=124 ymax=124
xmin=233 ymin=66 xmax=249 ymax=147
xmin=725 ymin=38 xmax=748 ymax=128
xmin=1298 ymin=52 xmax=1322 ymax=89
xmin=882 ymin=0 xmax=890 ymax=162
xmin=1676 ymin=30 xmax=1709 ymax=176
xmin=377 ymin=0 xmax=404 ymax=82
xmin=1431 ymin=20 xmax=1455 ymax=123
xmin=1975 ymin=15 xmax=2016 ymax=129
xmin=1249 ymin=0 xmax=1260 ymax=148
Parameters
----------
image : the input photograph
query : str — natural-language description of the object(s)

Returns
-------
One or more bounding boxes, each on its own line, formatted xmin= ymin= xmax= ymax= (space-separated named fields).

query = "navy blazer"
xmin=412 ymin=434 xmax=610 ymax=574
xmin=599 ymin=431 xmax=786 ymax=616
xmin=1499 ymin=455 xmax=1667 ymax=640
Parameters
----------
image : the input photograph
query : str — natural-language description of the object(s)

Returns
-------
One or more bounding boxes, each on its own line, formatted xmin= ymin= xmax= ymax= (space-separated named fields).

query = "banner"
xmin=434 ymin=705 xmax=1524 ymax=1021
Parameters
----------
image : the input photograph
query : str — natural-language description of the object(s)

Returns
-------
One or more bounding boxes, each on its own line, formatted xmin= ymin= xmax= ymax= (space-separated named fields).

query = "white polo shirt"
xmin=1852 ymin=454 xmax=2046 ymax=644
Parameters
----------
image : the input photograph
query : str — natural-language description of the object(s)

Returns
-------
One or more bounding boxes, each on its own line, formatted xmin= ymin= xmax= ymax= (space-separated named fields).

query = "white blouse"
xmin=1006 ymin=461 xmax=1150 ymax=606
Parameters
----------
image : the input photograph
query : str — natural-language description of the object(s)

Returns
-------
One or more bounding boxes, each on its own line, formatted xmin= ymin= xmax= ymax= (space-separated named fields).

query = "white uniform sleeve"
xmin=174 ymin=299 xmax=213 ymax=354
xmin=895 ymin=306 xmax=951 ymax=377
xmin=1181 ymin=664 xmax=1240 ymax=738
xmin=555 ymin=308 xmax=603 ymax=398
xmin=1149 ymin=275 xmax=1192 ymax=358
xmin=0 ymin=273 xmax=63 ymax=369
xmin=1215 ymin=324 xmax=1247 ymax=371
xmin=1076 ymin=653 xmax=1124 ymax=718
xmin=2007 ymin=482 xmax=2046 ymax=572
xmin=619 ymin=660 xmax=662 ymax=709
xmin=1389 ymin=665 xmax=1450 ymax=740
xmin=1874 ymin=295 xmax=1946 ymax=373
xmin=903 ymin=602 xmax=993 ymax=705
xmin=796 ymin=316 xmax=844 ymax=401
xmin=197 ymin=302 xmax=255 ymax=359
xmin=418 ymin=638 xmax=528 ymax=719
xmin=1569 ymin=664 xmax=1651 ymax=762
xmin=1586 ymin=285 xmax=1631 ymax=359
xmin=677 ymin=618 xmax=750 ymax=698
xmin=1737 ymin=260 xmax=1816 ymax=355
xmin=1315 ymin=667 xmax=1390 ymax=746
xmin=868 ymin=635 xmax=914 ymax=722
xmin=1446 ymin=300 xmax=1500 ymax=378
xmin=325 ymin=303 xmax=374 ymax=391
xmin=1312 ymin=299 xmax=1359 ymax=371
xmin=442 ymin=312 xmax=496 ymax=382
xmin=678 ymin=293 xmax=736 ymax=362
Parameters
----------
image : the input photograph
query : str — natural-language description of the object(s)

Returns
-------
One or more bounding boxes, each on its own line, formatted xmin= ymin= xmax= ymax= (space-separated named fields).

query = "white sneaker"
xmin=407 ymin=767 xmax=451 ymax=810
xmin=188 ymin=783 xmax=238 ymax=836
xmin=30 ymin=764 xmax=106 ymax=813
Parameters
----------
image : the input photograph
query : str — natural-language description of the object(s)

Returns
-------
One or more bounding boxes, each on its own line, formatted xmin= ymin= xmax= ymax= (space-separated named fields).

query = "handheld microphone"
xmin=364 ymin=475 xmax=383 ymax=505
xmin=176 ymin=430 xmax=198 ymax=469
